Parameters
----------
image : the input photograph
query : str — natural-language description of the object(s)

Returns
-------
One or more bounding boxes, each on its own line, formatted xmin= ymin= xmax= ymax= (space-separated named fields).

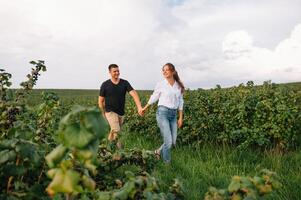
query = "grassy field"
xmin=21 ymin=89 xmax=99 ymax=106
xmin=22 ymin=89 xmax=152 ymax=106
xmin=23 ymin=83 xmax=301 ymax=199
xmin=121 ymin=133 xmax=301 ymax=199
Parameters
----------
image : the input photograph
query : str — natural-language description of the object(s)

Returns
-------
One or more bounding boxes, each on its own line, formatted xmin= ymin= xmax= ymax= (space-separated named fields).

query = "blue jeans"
xmin=156 ymin=106 xmax=177 ymax=163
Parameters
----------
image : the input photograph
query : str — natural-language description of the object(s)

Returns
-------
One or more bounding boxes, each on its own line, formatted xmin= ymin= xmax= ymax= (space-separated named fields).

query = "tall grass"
xmin=121 ymin=132 xmax=301 ymax=199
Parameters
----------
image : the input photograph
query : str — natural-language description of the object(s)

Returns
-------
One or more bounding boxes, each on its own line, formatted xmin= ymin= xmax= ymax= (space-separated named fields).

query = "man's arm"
xmin=129 ymin=90 xmax=143 ymax=116
xmin=98 ymin=96 xmax=106 ymax=118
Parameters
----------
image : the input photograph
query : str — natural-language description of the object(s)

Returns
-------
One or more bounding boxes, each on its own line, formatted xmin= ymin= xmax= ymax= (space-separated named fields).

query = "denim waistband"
xmin=158 ymin=105 xmax=177 ymax=111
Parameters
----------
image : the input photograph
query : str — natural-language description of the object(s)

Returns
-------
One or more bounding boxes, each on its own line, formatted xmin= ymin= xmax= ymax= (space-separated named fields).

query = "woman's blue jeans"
xmin=156 ymin=106 xmax=177 ymax=163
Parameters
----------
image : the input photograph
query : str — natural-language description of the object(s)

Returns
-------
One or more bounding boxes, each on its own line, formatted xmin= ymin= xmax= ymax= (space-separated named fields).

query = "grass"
xmin=14 ymin=89 xmax=152 ymax=106
xmin=121 ymin=132 xmax=301 ymax=200
xmin=18 ymin=89 xmax=99 ymax=106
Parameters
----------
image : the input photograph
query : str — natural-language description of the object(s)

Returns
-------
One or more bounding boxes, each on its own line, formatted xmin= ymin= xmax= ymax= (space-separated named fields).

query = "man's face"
xmin=109 ymin=67 xmax=120 ymax=79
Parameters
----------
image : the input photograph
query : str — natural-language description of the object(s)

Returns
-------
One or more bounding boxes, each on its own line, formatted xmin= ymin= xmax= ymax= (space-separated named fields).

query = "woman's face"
xmin=162 ymin=65 xmax=174 ymax=79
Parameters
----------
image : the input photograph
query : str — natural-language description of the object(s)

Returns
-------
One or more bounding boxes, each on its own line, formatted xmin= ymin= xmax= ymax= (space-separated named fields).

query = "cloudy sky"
xmin=1 ymin=0 xmax=300 ymax=89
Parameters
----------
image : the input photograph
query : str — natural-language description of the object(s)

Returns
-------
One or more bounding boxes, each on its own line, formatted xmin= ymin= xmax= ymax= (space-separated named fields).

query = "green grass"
xmin=15 ymin=89 xmax=152 ymax=106
xmin=16 ymin=81 xmax=301 ymax=105
xmin=121 ymin=132 xmax=301 ymax=200
xmin=18 ymin=89 xmax=99 ymax=106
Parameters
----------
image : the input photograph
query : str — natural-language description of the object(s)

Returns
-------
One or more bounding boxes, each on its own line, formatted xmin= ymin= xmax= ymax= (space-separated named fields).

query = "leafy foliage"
xmin=94 ymin=171 xmax=184 ymax=200
xmin=126 ymin=81 xmax=301 ymax=150
xmin=204 ymin=169 xmax=281 ymax=200
xmin=0 ymin=62 xmax=185 ymax=199
xmin=0 ymin=62 xmax=285 ymax=199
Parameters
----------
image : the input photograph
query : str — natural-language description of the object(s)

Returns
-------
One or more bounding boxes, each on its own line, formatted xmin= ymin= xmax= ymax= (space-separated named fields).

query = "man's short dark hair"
xmin=108 ymin=64 xmax=119 ymax=71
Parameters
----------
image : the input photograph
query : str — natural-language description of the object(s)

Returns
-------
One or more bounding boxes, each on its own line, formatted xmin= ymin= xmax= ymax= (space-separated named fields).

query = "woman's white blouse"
xmin=148 ymin=80 xmax=184 ymax=110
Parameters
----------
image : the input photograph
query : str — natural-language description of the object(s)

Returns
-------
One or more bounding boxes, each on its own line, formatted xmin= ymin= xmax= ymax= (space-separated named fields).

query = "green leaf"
xmin=228 ymin=181 xmax=241 ymax=193
xmin=47 ymin=168 xmax=58 ymax=179
xmin=0 ymin=149 xmax=16 ymax=164
xmin=0 ymin=139 xmax=18 ymax=150
xmin=2 ymin=164 xmax=26 ymax=176
xmin=82 ymin=175 xmax=96 ymax=191
xmin=112 ymin=189 xmax=129 ymax=200
xmin=252 ymin=176 xmax=264 ymax=186
xmin=46 ymin=169 xmax=81 ymax=195
xmin=240 ymin=177 xmax=253 ymax=189
xmin=60 ymin=123 xmax=94 ymax=148
xmin=83 ymin=110 xmax=108 ymax=139
xmin=45 ymin=144 xmax=67 ymax=168
xmin=15 ymin=142 xmax=37 ymax=159
xmin=58 ymin=106 xmax=108 ymax=149
xmin=232 ymin=193 xmax=242 ymax=200
xmin=95 ymin=191 xmax=111 ymax=200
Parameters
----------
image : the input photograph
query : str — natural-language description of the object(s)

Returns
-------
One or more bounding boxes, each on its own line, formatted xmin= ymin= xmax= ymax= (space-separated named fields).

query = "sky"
xmin=1 ymin=0 xmax=300 ymax=89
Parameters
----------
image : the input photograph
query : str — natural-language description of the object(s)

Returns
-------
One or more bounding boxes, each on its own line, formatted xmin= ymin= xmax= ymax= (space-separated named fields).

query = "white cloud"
xmin=221 ymin=24 xmax=301 ymax=83
xmin=0 ymin=0 xmax=300 ymax=89
xmin=222 ymin=30 xmax=253 ymax=60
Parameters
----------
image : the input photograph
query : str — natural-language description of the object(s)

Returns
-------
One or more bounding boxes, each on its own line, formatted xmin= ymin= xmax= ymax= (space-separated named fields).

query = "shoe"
xmin=154 ymin=149 xmax=161 ymax=160
xmin=116 ymin=142 xmax=123 ymax=149
xmin=164 ymin=161 xmax=171 ymax=165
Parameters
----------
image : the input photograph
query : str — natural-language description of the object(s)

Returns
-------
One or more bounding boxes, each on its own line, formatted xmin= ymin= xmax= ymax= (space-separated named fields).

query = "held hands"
xmin=142 ymin=105 xmax=148 ymax=115
xmin=137 ymin=105 xmax=148 ymax=116
xmin=138 ymin=107 xmax=144 ymax=116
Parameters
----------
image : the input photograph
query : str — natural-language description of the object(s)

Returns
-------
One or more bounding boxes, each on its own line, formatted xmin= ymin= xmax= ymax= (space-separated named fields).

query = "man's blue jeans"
xmin=156 ymin=106 xmax=177 ymax=163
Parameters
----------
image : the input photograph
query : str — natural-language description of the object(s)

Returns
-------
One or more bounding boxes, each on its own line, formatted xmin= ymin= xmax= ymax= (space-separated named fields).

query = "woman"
xmin=142 ymin=63 xmax=184 ymax=163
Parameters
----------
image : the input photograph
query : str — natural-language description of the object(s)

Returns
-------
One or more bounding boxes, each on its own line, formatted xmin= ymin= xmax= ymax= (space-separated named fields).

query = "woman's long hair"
xmin=163 ymin=63 xmax=185 ymax=94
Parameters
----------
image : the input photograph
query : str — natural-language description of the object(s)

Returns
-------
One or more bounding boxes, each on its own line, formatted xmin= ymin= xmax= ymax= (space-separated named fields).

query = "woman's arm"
xmin=143 ymin=82 xmax=161 ymax=112
xmin=147 ymin=82 xmax=161 ymax=105
xmin=142 ymin=103 xmax=151 ymax=111
xmin=177 ymin=92 xmax=184 ymax=128
xmin=178 ymin=110 xmax=183 ymax=128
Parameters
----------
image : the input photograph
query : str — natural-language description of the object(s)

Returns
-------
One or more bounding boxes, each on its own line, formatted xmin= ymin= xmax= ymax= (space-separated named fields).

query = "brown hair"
xmin=108 ymin=64 xmax=119 ymax=71
xmin=163 ymin=63 xmax=185 ymax=93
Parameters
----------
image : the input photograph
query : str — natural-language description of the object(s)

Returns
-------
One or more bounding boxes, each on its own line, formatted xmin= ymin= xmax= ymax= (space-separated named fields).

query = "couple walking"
xmin=98 ymin=63 xmax=184 ymax=164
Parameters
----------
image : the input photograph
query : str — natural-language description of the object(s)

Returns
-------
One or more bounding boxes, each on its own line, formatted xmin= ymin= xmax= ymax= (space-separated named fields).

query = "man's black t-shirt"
xmin=99 ymin=79 xmax=134 ymax=116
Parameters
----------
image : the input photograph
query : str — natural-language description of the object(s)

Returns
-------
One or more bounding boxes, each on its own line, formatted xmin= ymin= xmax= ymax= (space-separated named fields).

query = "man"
xmin=98 ymin=64 xmax=143 ymax=144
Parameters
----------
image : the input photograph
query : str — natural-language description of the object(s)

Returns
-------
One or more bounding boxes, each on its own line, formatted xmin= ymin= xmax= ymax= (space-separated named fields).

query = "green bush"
xmin=125 ymin=81 xmax=301 ymax=150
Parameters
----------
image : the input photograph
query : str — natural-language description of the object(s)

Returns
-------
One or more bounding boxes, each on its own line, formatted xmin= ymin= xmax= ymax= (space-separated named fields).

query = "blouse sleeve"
xmin=147 ymin=82 xmax=161 ymax=105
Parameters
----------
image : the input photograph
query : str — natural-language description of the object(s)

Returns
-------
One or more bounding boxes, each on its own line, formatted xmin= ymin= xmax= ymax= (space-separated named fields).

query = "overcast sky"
xmin=1 ymin=0 xmax=300 ymax=89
